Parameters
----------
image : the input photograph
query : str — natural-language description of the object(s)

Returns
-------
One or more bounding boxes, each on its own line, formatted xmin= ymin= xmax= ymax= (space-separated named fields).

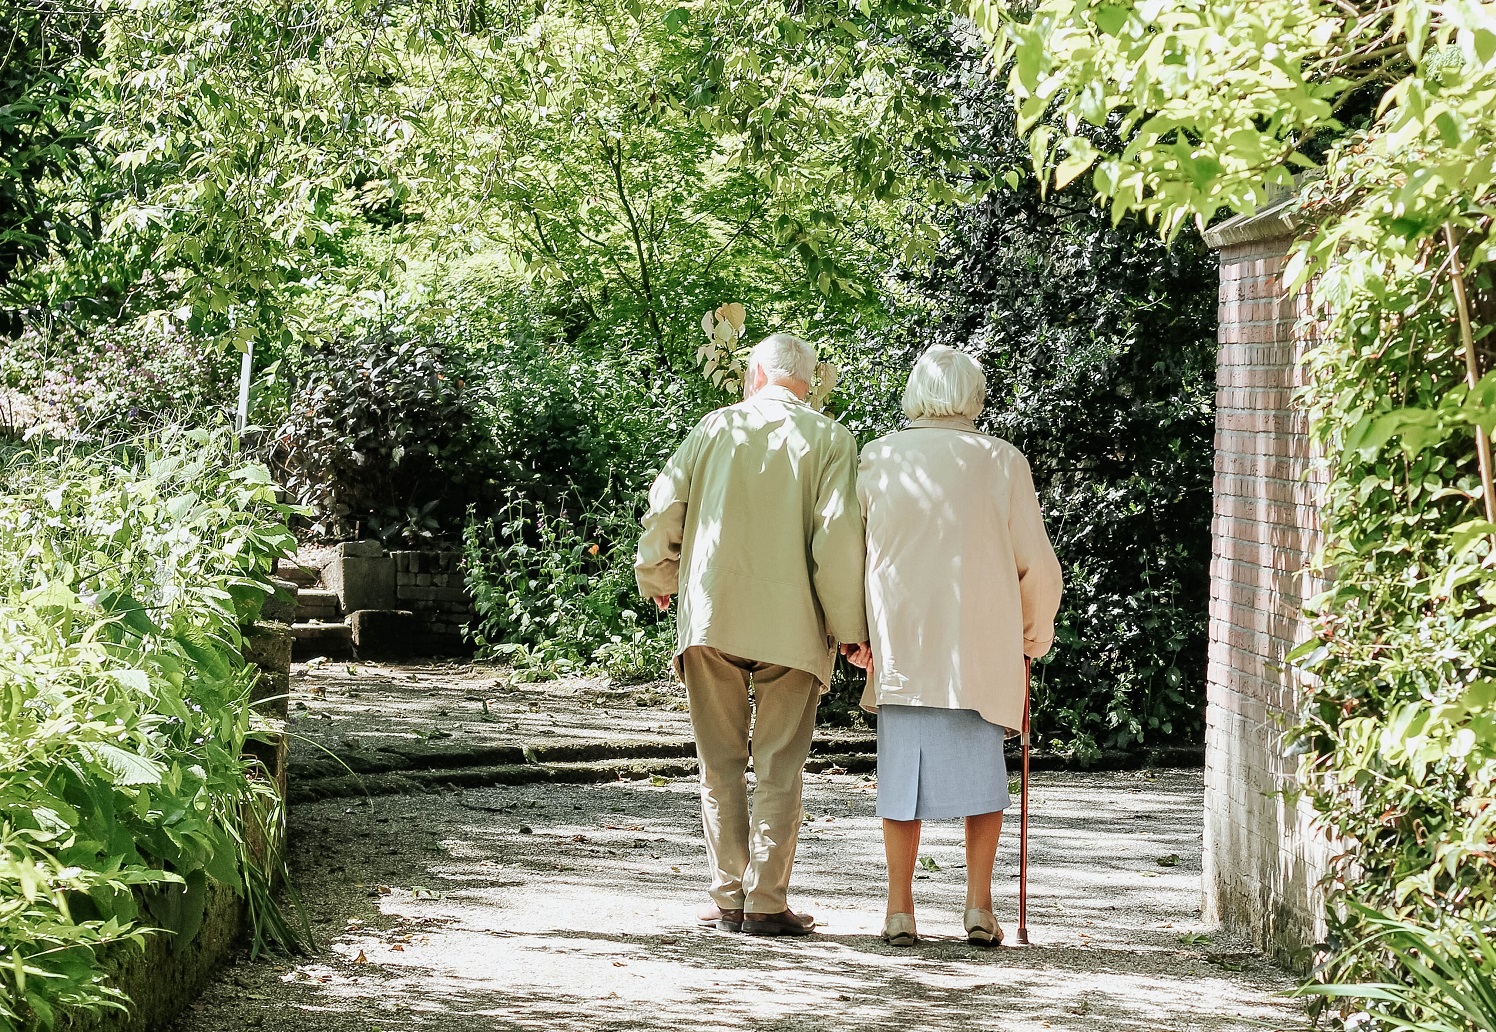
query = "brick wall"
xmin=1201 ymin=212 xmax=1327 ymax=968
xmin=389 ymin=551 xmax=474 ymax=650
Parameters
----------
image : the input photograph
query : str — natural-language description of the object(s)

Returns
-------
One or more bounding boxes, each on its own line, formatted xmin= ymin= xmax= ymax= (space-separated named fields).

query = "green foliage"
xmin=0 ymin=324 xmax=237 ymax=436
xmin=0 ymin=4 xmax=101 ymax=322
xmin=981 ymin=0 xmax=1496 ymax=1016
xmin=1296 ymin=902 xmax=1496 ymax=1032
xmin=269 ymin=332 xmax=491 ymax=543
xmin=462 ymin=495 xmax=673 ymax=683
xmin=0 ymin=429 xmax=300 ymax=1029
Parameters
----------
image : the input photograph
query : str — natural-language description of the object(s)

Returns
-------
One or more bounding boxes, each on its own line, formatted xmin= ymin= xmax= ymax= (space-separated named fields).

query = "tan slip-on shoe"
xmin=882 ymin=913 xmax=918 ymax=947
xmin=964 ymin=908 xmax=1002 ymax=947
xmin=742 ymin=908 xmax=815 ymax=936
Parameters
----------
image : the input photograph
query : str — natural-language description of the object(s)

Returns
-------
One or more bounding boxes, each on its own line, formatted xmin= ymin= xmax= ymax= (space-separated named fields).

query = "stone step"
xmin=297 ymin=588 xmax=340 ymax=608
xmin=289 ymin=621 xmax=354 ymax=660
xmin=275 ymin=558 xmax=321 ymax=587
xmin=295 ymin=588 xmax=342 ymax=622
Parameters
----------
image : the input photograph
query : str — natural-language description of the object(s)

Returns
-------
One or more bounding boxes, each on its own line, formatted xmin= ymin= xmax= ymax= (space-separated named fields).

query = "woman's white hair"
xmin=748 ymin=333 xmax=818 ymax=386
xmin=902 ymin=345 xmax=986 ymax=420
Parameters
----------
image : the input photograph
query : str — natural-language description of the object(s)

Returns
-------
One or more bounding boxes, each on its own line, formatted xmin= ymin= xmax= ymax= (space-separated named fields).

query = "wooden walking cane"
xmin=1017 ymin=657 xmax=1032 ymax=946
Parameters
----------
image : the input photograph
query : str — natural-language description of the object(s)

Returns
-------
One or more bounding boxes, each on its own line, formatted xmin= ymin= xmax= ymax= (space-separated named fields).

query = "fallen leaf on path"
xmin=353 ymin=950 xmax=368 ymax=963
xmin=612 ymin=961 xmax=627 ymax=968
xmin=650 ymin=775 xmax=668 ymax=786
xmin=390 ymin=945 xmax=405 ymax=952
xmin=1156 ymin=854 xmax=1181 ymax=867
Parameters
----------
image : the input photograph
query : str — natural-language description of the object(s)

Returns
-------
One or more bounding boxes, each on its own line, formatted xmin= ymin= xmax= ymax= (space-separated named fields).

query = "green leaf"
xmin=80 ymin=743 xmax=165 ymax=787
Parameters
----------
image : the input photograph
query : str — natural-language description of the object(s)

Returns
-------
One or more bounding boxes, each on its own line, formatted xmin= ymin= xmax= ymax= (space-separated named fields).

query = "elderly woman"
xmin=851 ymin=345 xmax=1063 ymax=947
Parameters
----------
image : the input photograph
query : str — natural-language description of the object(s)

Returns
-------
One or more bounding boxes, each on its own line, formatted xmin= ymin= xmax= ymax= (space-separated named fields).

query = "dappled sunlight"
xmin=177 ymin=771 xmax=1306 ymax=1032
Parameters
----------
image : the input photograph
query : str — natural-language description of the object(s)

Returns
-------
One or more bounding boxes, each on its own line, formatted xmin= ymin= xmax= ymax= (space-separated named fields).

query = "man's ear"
xmin=745 ymin=364 xmax=767 ymax=398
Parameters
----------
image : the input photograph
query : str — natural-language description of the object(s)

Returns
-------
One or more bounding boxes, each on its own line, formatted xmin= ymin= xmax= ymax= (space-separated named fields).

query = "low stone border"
xmin=289 ymin=735 xmax=1205 ymax=803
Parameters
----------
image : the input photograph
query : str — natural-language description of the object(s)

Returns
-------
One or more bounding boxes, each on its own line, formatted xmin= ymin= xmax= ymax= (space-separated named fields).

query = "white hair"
xmin=748 ymin=333 xmax=818 ymax=386
xmin=902 ymin=345 xmax=986 ymax=420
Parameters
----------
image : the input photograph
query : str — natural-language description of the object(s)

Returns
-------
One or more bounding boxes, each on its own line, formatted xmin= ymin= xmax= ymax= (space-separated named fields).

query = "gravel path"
xmin=174 ymin=763 xmax=1306 ymax=1031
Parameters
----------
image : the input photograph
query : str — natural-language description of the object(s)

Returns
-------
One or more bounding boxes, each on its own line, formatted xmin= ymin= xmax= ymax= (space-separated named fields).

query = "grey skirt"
xmin=876 ymin=704 xmax=1011 ymax=821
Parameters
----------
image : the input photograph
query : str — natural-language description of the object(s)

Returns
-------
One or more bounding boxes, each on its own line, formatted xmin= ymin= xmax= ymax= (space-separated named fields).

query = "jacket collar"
xmin=908 ymin=415 xmax=980 ymax=432
xmin=751 ymin=384 xmax=809 ymax=406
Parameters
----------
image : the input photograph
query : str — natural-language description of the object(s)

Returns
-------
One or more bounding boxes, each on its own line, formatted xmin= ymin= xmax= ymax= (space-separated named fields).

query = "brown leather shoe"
xmin=742 ymin=908 xmax=815 ymax=937
xmin=697 ymin=902 xmax=744 ymax=932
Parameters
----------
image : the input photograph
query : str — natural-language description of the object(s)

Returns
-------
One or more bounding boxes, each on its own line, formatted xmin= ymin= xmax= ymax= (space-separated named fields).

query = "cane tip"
xmin=1016 ymin=928 xmax=1029 ymax=945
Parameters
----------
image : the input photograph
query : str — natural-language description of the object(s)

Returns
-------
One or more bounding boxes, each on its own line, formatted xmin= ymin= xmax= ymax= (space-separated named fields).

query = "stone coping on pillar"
xmin=1203 ymin=193 xmax=1303 ymax=250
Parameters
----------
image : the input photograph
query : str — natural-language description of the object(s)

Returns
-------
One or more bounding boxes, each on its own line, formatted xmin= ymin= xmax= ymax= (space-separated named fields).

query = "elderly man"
xmin=636 ymin=332 xmax=868 ymax=937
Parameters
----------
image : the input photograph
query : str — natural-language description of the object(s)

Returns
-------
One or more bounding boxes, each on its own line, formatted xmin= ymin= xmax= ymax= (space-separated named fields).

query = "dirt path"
xmin=174 ymin=662 xmax=1306 ymax=1032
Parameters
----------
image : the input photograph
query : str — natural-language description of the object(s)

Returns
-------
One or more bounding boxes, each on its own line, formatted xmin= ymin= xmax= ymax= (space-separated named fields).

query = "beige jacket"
xmin=635 ymin=385 xmax=869 ymax=687
xmin=857 ymin=416 xmax=1063 ymax=732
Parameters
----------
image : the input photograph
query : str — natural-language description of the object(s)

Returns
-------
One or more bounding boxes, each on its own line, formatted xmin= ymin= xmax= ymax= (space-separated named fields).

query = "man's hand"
xmin=653 ymin=595 xmax=672 ymax=612
xmin=839 ymin=641 xmax=873 ymax=670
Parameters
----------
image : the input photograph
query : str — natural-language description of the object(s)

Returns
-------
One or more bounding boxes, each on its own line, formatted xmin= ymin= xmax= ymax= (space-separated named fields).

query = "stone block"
xmin=290 ymin=621 xmax=355 ymax=660
xmin=243 ymin=624 xmax=293 ymax=719
xmin=339 ymin=538 xmax=385 ymax=559
xmin=262 ymin=577 xmax=299 ymax=624
xmin=398 ymin=584 xmax=470 ymax=603
xmin=325 ymin=554 xmax=396 ymax=612
xmin=349 ymin=609 xmax=417 ymax=660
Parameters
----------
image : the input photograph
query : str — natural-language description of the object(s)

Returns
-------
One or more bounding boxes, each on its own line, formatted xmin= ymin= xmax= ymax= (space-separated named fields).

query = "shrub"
xmin=462 ymin=492 xmax=674 ymax=683
xmin=0 ymin=324 xmax=237 ymax=437
xmin=1296 ymin=902 xmax=1496 ymax=1032
xmin=268 ymin=332 xmax=494 ymax=543
xmin=0 ymin=429 xmax=299 ymax=1029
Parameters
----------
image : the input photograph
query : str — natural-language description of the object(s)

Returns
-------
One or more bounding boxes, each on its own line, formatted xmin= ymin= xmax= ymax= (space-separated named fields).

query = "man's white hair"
xmin=902 ymin=345 xmax=986 ymax=420
xmin=748 ymin=333 xmax=818 ymax=386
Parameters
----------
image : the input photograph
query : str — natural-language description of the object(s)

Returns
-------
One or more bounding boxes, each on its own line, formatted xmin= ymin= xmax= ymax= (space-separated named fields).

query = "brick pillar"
xmin=1201 ymin=207 xmax=1327 ymax=967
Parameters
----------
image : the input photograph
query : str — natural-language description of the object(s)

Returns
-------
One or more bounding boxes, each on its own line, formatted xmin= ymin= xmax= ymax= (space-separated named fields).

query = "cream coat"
xmin=635 ymin=385 xmax=869 ymax=687
xmin=857 ymin=416 xmax=1063 ymax=732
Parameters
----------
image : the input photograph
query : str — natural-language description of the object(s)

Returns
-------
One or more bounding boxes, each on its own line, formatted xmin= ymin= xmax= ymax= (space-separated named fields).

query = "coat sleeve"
xmin=634 ymin=429 xmax=699 ymax=600
xmin=1008 ymin=453 xmax=1063 ymax=658
xmin=811 ymin=426 xmax=869 ymax=644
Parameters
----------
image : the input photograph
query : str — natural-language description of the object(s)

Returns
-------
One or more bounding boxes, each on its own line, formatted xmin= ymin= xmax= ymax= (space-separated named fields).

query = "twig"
xmin=1444 ymin=224 xmax=1496 ymax=540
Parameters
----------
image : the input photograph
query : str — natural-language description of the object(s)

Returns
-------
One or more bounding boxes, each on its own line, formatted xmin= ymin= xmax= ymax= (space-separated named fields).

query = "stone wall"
xmin=1201 ymin=204 xmax=1327 ymax=968
xmin=390 ymin=550 xmax=474 ymax=650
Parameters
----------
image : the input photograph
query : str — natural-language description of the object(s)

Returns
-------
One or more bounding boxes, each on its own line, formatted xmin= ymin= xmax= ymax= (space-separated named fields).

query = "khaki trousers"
xmin=679 ymin=646 xmax=820 ymax=915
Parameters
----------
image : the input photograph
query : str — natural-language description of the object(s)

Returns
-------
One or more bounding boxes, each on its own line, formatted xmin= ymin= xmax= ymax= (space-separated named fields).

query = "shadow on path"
xmin=174 ymin=766 xmax=1304 ymax=1032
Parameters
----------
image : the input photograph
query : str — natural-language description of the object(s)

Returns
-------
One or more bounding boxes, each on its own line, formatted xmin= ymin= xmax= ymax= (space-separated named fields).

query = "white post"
xmin=236 ymin=341 xmax=254 ymax=434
